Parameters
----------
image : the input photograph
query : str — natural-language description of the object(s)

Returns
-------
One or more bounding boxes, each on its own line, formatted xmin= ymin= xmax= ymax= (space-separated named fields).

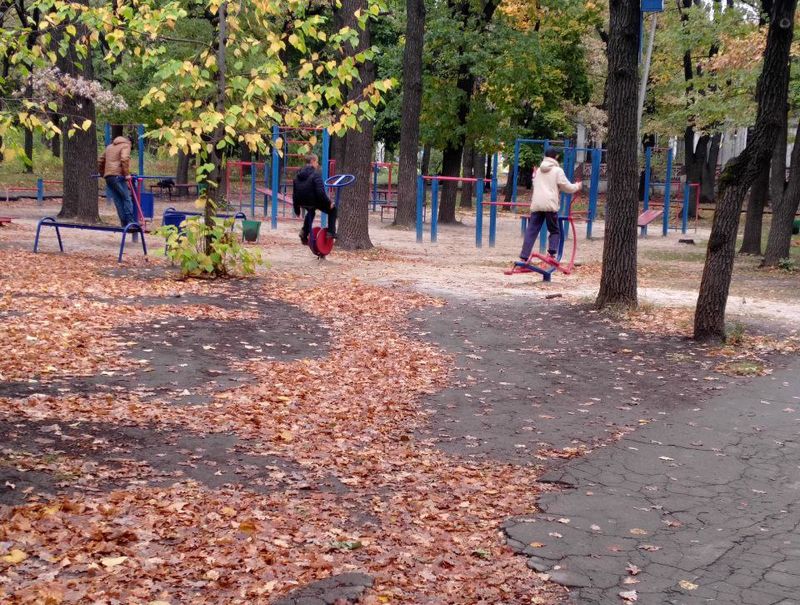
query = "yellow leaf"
xmin=100 ymin=556 xmax=128 ymax=568
xmin=221 ymin=506 xmax=236 ymax=517
xmin=278 ymin=430 xmax=294 ymax=442
xmin=81 ymin=119 xmax=92 ymax=130
xmin=678 ymin=580 xmax=698 ymax=591
xmin=1 ymin=549 xmax=28 ymax=564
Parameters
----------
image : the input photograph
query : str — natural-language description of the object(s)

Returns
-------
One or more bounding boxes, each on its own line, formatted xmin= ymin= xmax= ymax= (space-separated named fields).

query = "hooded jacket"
xmin=530 ymin=156 xmax=581 ymax=213
xmin=292 ymin=164 xmax=331 ymax=215
xmin=98 ymin=136 xmax=132 ymax=177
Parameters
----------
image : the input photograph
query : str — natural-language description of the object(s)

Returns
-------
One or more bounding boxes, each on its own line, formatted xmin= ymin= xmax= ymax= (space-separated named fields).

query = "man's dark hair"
xmin=306 ymin=153 xmax=318 ymax=164
xmin=544 ymin=148 xmax=560 ymax=159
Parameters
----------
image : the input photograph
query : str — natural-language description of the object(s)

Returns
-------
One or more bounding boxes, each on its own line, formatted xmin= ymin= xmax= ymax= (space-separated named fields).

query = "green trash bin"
xmin=793 ymin=218 xmax=800 ymax=235
xmin=242 ymin=219 xmax=261 ymax=242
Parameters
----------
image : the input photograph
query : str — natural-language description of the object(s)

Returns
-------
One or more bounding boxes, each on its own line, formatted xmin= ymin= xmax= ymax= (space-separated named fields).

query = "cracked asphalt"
xmin=504 ymin=360 xmax=800 ymax=604
xmin=416 ymin=297 xmax=799 ymax=603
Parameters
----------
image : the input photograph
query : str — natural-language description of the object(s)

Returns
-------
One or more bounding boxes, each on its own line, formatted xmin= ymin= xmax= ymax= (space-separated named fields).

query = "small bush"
xmin=726 ymin=322 xmax=746 ymax=345
xmin=158 ymin=210 xmax=263 ymax=278
xmin=777 ymin=258 xmax=797 ymax=273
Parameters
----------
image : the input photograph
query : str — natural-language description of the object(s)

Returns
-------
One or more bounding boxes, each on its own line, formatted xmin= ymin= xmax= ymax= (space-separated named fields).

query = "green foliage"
xmin=158 ymin=203 xmax=263 ymax=278
xmin=777 ymin=258 xmax=798 ymax=273
xmin=646 ymin=2 xmax=759 ymax=137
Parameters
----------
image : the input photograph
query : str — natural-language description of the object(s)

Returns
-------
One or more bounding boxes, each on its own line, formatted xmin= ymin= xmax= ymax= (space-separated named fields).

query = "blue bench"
xmin=33 ymin=217 xmax=147 ymax=262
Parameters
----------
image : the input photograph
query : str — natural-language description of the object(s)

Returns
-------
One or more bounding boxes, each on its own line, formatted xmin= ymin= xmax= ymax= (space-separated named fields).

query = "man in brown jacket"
xmin=98 ymin=136 xmax=136 ymax=226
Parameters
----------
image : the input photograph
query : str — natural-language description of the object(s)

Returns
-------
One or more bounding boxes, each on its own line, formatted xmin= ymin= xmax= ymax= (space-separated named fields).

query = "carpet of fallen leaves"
xmin=0 ymin=249 xmax=566 ymax=604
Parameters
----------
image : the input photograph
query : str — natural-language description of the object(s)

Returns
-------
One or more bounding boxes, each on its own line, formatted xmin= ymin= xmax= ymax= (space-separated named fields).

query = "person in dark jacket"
xmin=293 ymin=154 xmax=335 ymax=243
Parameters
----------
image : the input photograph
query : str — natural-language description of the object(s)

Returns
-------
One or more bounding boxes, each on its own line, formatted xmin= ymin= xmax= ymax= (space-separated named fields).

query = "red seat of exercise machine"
xmin=315 ymin=228 xmax=335 ymax=256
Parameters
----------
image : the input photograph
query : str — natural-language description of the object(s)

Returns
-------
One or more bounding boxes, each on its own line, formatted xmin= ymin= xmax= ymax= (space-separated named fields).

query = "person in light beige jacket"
xmin=519 ymin=148 xmax=582 ymax=261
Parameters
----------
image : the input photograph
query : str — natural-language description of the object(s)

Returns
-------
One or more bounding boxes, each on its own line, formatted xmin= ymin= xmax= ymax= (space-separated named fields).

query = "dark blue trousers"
xmin=105 ymin=176 xmax=136 ymax=226
xmin=520 ymin=211 xmax=559 ymax=260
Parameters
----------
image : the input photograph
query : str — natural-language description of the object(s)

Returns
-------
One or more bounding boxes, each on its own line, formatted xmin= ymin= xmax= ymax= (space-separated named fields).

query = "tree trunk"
xmin=740 ymin=167 xmax=769 ymax=254
xmin=595 ymin=0 xmax=641 ymax=309
xmin=700 ymin=132 xmax=721 ymax=203
xmin=50 ymin=116 xmax=61 ymax=159
xmin=769 ymin=111 xmax=788 ymax=206
xmin=460 ymin=145 xmax=474 ymax=209
xmin=421 ymin=144 xmax=431 ymax=175
xmin=763 ymin=119 xmax=800 ymax=265
xmin=394 ymin=0 xmax=425 ymax=227
xmin=694 ymin=0 xmax=796 ymax=341
xmin=336 ymin=0 xmax=375 ymax=250
xmin=438 ymin=146 xmax=462 ymax=223
xmin=176 ymin=150 xmax=191 ymax=185
xmin=24 ymin=126 xmax=33 ymax=173
xmin=57 ymin=8 xmax=99 ymax=223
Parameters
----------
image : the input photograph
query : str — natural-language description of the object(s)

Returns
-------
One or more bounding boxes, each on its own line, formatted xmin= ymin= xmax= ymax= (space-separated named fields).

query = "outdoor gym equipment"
xmin=33 ymin=217 xmax=147 ymax=262
xmin=308 ymin=174 xmax=356 ymax=258
xmin=510 ymin=139 xmax=604 ymax=240
xmin=415 ymin=153 xmax=500 ymax=247
xmin=504 ymin=186 xmax=580 ymax=283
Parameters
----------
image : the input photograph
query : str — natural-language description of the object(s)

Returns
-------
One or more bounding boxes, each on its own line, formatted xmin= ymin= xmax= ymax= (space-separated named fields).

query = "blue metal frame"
xmin=662 ymin=147 xmax=673 ymax=237
xmin=475 ymin=178 xmax=484 ymax=248
xmin=641 ymin=146 xmax=652 ymax=237
xmin=33 ymin=217 xmax=147 ymax=262
xmin=416 ymin=175 xmax=424 ymax=243
xmin=270 ymin=125 xmax=280 ymax=229
xmin=488 ymin=153 xmax=499 ymax=247
xmin=430 ymin=179 xmax=439 ymax=243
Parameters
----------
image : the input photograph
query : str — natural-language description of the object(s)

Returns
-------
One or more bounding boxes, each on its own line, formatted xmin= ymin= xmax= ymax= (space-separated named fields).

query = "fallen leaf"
xmin=619 ymin=589 xmax=638 ymax=601
xmin=626 ymin=563 xmax=641 ymax=575
xmin=679 ymin=580 xmax=698 ymax=590
xmin=1 ymin=549 xmax=28 ymax=564
xmin=100 ymin=556 xmax=128 ymax=568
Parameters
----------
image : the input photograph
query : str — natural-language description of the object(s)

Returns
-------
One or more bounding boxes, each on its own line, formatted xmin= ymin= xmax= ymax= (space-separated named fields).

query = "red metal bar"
xmin=422 ymin=176 xmax=489 ymax=183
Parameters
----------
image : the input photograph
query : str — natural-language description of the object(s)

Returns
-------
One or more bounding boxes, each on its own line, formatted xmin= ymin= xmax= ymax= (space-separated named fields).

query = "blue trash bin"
xmin=140 ymin=192 xmax=155 ymax=219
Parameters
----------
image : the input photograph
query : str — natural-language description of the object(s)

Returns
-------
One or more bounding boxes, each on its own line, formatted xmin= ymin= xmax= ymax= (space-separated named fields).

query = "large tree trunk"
xmin=595 ymin=0 xmax=640 ymax=309
xmin=57 ymin=9 xmax=99 ymax=223
xmin=336 ymin=0 xmax=374 ymax=250
xmin=420 ymin=144 xmax=431 ymax=176
xmin=740 ymin=166 xmax=769 ymax=254
xmin=394 ymin=0 xmax=425 ymax=227
xmin=763 ymin=119 xmax=800 ymax=265
xmin=23 ymin=126 xmax=33 ymax=173
xmin=694 ymin=0 xmax=796 ymax=342
xmin=438 ymin=145 xmax=462 ymax=223
xmin=700 ymin=133 xmax=721 ymax=203
xmin=460 ymin=145 xmax=474 ymax=209
xmin=769 ymin=111 xmax=788 ymax=205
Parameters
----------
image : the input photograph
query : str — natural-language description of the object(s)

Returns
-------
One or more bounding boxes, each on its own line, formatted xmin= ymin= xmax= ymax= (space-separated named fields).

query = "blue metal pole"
xmin=489 ymin=154 xmax=499 ymax=247
xmin=431 ymin=179 xmax=439 ymax=243
xmin=372 ymin=163 xmax=379 ymax=211
xmin=250 ymin=163 xmax=256 ymax=217
xmin=511 ymin=139 xmax=521 ymax=207
xmin=663 ymin=147 xmax=673 ymax=236
xmin=641 ymin=146 xmax=652 ymax=237
xmin=104 ymin=123 xmax=111 ymax=147
xmin=264 ymin=157 xmax=272 ymax=219
xmin=271 ymin=125 xmax=280 ymax=229
xmin=682 ymin=183 xmax=690 ymax=234
xmin=137 ymin=124 xmax=145 ymax=177
xmin=416 ymin=176 xmax=424 ymax=243
xmin=588 ymin=148 xmax=601 ymax=239
xmin=475 ymin=178 xmax=484 ymax=248
xmin=36 ymin=177 xmax=43 ymax=206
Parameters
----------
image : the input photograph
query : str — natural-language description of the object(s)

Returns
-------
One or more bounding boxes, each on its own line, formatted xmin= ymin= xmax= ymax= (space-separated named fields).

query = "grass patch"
xmin=644 ymin=249 xmax=707 ymax=263
xmin=716 ymin=359 xmax=767 ymax=376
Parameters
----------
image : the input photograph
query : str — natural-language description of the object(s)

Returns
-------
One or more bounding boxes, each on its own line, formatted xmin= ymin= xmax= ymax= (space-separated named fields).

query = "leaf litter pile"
xmin=0 ymin=251 xmax=565 ymax=604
